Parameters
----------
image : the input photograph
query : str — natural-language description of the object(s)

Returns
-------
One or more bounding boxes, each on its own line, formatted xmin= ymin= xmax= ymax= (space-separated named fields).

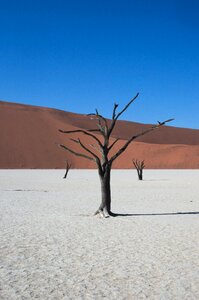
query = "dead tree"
xmin=59 ymin=93 xmax=173 ymax=217
xmin=133 ymin=159 xmax=145 ymax=180
xmin=63 ymin=160 xmax=72 ymax=179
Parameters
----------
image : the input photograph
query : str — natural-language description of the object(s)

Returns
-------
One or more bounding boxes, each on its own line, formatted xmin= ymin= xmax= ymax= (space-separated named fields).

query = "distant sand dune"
xmin=1 ymin=100 xmax=199 ymax=168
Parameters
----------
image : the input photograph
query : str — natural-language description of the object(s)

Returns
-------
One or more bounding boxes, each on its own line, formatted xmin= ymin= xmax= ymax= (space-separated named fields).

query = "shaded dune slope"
xmin=1 ymin=101 xmax=199 ymax=168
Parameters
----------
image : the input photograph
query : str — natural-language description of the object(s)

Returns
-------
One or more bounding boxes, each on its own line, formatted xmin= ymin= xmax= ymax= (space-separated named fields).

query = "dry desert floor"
xmin=0 ymin=170 xmax=199 ymax=299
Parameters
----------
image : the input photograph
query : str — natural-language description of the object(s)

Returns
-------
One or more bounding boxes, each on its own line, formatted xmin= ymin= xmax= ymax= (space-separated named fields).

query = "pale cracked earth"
xmin=0 ymin=170 xmax=199 ymax=300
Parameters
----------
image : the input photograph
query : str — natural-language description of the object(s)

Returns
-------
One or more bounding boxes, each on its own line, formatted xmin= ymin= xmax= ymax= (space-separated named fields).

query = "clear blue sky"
xmin=0 ymin=0 xmax=199 ymax=128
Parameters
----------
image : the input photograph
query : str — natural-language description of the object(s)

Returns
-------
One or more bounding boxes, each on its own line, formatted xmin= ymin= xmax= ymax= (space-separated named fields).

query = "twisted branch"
xmin=59 ymin=129 xmax=103 ymax=148
xmin=110 ymin=118 xmax=174 ymax=163
xmin=59 ymin=144 xmax=94 ymax=161
xmin=108 ymin=138 xmax=120 ymax=152
xmin=133 ymin=159 xmax=145 ymax=170
xmin=108 ymin=93 xmax=139 ymax=136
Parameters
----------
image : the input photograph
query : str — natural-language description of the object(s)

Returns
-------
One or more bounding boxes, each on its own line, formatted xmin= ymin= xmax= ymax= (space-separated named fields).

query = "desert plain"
xmin=0 ymin=169 xmax=198 ymax=299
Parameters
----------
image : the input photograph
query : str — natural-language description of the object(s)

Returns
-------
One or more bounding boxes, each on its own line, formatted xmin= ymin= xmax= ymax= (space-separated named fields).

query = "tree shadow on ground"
xmin=143 ymin=179 xmax=169 ymax=181
xmin=111 ymin=211 xmax=199 ymax=217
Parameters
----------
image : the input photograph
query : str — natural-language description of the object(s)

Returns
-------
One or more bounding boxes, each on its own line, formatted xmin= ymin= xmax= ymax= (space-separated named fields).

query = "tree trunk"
xmin=138 ymin=170 xmax=143 ymax=180
xmin=63 ymin=169 xmax=69 ymax=179
xmin=136 ymin=169 xmax=143 ymax=180
xmin=95 ymin=166 xmax=112 ymax=217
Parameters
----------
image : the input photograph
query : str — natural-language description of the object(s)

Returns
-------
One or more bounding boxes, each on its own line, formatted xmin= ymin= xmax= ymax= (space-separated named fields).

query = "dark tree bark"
xmin=63 ymin=160 xmax=72 ymax=179
xmin=58 ymin=93 xmax=174 ymax=217
xmin=133 ymin=159 xmax=145 ymax=180
xmin=97 ymin=165 xmax=112 ymax=216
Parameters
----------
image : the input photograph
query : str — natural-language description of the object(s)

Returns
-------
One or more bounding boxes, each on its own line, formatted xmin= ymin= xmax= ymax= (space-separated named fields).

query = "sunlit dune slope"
xmin=1 ymin=101 xmax=199 ymax=168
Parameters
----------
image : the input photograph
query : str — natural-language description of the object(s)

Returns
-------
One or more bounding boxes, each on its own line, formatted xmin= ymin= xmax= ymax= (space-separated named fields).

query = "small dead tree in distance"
xmin=59 ymin=93 xmax=173 ymax=217
xmin=133 ymin=159 xmax=145 ymax=180
xmin=63 ymin=160 xmax=72 ymax=179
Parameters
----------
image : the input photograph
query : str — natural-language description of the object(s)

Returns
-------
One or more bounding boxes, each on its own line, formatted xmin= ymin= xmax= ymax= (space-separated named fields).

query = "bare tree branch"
xmin=77 ymin=138 xmax=101 ymax=162
xmin=90 ymin=143 xmax=103 ymax=154
xmin=69 ymin=138 xmax=79 ymax=144
xmin=108 ymin=138 xmax=120 ymax=152
xmin=133 ymin=159 xmax=145 ymax=170
xmin=87 ymin=112 xmax=108 ymax=127
xmin=112 ymin=103 xmax=119 ymax=120
xmin=110 ymin=118 xmax=174 ymax=163
xmin=87 ymin=129 xmax=101 ymax=132
xmin=59 ymin=129 xmax=103 ymax=147
xmin=78 ymin=139 xmax=103 ymax=173
xmin=87 ymin=110 xmax=109 ymax=137
xmin=96 ymin=123 xmax=106 ymax=135
xmin=68 ymin=137 xmax=101 ymax=162
xmin=59 ymin=144 xmax=94 ymax=161
xmin=108 ymin=93 xmax=139 ymax=137
xmin=115 ymin=93 xmax=139 ymax=120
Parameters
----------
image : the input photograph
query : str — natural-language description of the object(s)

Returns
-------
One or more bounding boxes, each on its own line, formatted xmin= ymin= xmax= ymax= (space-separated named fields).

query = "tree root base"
xmin=94 ymin=210 xmax=110 ymax=218
xmin=94 ymin=209 xmax=117 ymax=218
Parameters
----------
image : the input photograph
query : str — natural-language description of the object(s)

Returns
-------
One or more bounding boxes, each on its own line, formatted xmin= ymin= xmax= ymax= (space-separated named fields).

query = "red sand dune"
xmin=1 ymin=100 xmax=199 ymax=169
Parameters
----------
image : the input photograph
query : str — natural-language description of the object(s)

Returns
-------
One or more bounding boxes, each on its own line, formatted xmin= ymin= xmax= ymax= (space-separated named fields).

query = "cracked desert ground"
xmin=0 ymin=170 xmax=199 ymax=299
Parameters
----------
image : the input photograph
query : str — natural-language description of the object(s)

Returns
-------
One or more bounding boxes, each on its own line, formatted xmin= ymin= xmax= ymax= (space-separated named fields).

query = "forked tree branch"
xmin=112 ymin=103 xmax=119 ymax=119
xmin=59 ymin=144 xmax=94 ymax=161
xmin=77 ymin=138 xmax=101 ymax=163
xmin=108 ymin=93 xmax=139 ymax=136
xmin=108 ymin=138 xmax=120 ymax=152
xmin=90 ymin=143 xmax=103 ymax=154
xmin=69 ymin=138 xmax=100 ymax=162
xmin=59 ymin=129 xmax=103 ymax=147
xmin=96 ymin=123 xmax=106 ymax=135
xmin=110 ymin=118 xmax=174 ymax=163
xmin=87 ymin=109 xmax=109 ymax=137
xmin=133 ymin=159 xmax=145 ymax=170
xmin=87 ymin=129 xmax=101 ymax=132
xmin=87 ymin=111 xmax=108 ymax=127
xmin=69 ymin=138 xmax=79 ymax=144
xmin=115 ymin=93 xmax=139 ymax=120
xmin=58 ymin=95 xmax=173 ymax=180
